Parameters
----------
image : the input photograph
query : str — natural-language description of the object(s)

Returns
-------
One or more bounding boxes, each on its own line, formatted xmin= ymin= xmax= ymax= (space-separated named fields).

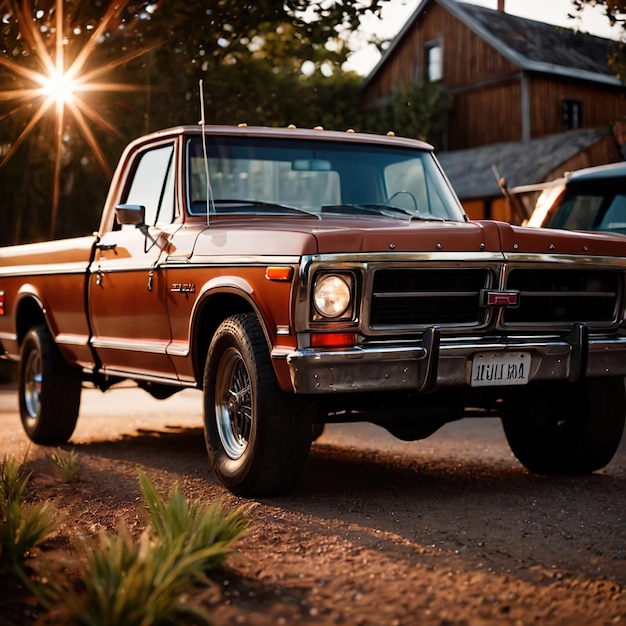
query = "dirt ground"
xmin=1 ymin=382 xmax=625 ymax=626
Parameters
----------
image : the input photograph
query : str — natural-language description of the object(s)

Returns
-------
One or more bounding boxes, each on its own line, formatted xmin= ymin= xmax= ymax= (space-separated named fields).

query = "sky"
xmin=345 ymin=0 xmax=624 ymax=75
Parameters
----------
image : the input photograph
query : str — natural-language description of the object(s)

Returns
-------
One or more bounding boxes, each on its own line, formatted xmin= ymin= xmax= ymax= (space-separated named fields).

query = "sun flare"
xmin=0 ymin=0 xmax=161 ymax=236
xmin=41 ymin=71 xmax=76 ymax=105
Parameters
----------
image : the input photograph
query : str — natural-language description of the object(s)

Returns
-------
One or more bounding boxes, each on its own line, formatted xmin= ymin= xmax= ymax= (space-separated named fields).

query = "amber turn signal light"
xmin=265 ymin=267 xmax=293 ymax=281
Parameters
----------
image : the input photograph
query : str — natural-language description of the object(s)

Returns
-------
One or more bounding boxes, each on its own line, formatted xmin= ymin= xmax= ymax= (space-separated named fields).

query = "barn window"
xmin=562 ymin=99 xmax=583 ymax=130
xmin=425 ymin=41 xmax=443 ymax=83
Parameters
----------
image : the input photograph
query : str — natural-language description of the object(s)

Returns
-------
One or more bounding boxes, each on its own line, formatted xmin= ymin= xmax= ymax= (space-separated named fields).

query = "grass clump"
xmin=49 ymin=448 xmax=81 ymax=483
xmin=0 ymin=455 xmax=59 ymax=576
xmin=139 ymin=469 xmax=248 ymax=574
xmin=35 ymin=470 xmax=248 ymax=626
xmin=38 ymin=527 xmax=214 ymax=626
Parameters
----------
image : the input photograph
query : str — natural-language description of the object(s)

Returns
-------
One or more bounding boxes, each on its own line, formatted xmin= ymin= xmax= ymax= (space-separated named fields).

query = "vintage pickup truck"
xmin=1 ymin=124 xmax=626 ymax=496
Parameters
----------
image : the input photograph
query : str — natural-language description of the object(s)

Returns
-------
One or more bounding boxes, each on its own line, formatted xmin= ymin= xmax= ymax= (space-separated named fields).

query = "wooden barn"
xmin=363 ymin=0 xmax=626 ymax=221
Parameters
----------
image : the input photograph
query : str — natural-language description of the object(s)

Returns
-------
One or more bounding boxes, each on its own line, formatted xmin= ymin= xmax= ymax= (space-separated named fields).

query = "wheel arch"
xmin=190 ymin=284 xmax=272 ymax=388
xmin=15 ymin=289 xmax=50 ymax=347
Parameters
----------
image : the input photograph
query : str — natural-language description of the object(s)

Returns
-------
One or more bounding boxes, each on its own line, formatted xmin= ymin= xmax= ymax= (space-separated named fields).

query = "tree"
xmin=571 ymin=0 xmax=626 ymax=80
xmin=0 ymin=0 xmax=452 ymax=244
xmin=361 ymin=82 xmax=452 ymax=147
xmin=0 ymin=0 xmax=395 ymax=243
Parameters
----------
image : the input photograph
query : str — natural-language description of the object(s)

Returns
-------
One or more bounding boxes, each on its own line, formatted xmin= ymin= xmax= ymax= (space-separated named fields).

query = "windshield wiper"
xmin=212 ymin=199 xmax=321 ymax=219
xmin=322 ymin=203 xmax=446 ymax=222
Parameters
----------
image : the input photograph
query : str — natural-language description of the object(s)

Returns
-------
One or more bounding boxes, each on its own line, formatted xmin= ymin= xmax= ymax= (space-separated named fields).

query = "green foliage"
xmin=37 ymin=528 xmax=213 ymax=626
xmin=33 ymin=470 xmax=248 ymax=625
xmin=139 ymin=469 xmax=248 ymax=574
xmin=0 ymin=455 xmax=29 ymax=506
xmin=0 ymin=456 xmax=59 ymax=573
xmin=572 ymin=0 xmax=626 ymax=82
xmin=0 ymin=0 xmax=455 ymax=245
xmin=49 ymin=448 xmax=82 ymax=483
xmin=362 ymin=82 xmax=453 ymax=147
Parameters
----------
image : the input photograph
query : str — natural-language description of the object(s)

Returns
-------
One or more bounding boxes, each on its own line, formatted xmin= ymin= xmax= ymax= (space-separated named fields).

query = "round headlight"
xmin=314 ymin=274 xmax=351 ymax=318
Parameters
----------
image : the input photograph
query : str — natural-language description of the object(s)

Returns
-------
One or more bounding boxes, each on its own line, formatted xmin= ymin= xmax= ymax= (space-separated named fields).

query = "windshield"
xmin=547 ymin=182 xmax=626 ymax=235
xmin=186 ymin=136 xmax=466 ymax=222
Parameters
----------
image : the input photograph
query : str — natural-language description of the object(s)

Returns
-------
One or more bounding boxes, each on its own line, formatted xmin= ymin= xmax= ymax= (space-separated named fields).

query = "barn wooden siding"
xmin=364 ymin=2 xmax=626 ymax=151
xmin=529 ymin=76 xmax=625 ymax=139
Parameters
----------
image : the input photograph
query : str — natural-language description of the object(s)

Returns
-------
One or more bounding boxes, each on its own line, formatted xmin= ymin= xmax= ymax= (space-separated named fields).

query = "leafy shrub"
xmin=49 ymin=448 xmax=81 ymax=483
xmin=38 ymin=527 xmax=214 ymax=626
xmin=35 ymin=470 xmax=248 ymax=625
xmin=0 ymin=456 xmax=59 ymax=575
xmin=139 ymin=469 xmax=248 ymax=574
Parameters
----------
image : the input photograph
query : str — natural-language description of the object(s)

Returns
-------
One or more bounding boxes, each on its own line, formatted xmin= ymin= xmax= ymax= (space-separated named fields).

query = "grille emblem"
xmin=481 ymin=290 xmax=519 ymax=308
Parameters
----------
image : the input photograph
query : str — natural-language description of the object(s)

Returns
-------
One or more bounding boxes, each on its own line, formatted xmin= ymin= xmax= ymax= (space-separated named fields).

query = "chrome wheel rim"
xmin=23 ymin=349 xmax=42 ymax=422
xmin=215 ymin=347 xmax=252 ymax=459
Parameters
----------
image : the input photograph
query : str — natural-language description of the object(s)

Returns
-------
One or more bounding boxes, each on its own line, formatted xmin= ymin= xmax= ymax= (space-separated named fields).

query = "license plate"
xmin=470 ymin=352 xmax=530 ymax=387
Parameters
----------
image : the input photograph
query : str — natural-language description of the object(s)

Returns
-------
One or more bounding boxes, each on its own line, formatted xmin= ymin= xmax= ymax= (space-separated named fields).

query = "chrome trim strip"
xmin=166 ymin=341 xmax=189 ymax=357
xmin=90 ymin=337 xmax=170 ymax=354
xmin=302 ymin=251 xmax=506 ymax=265
xmin=164 ymin=255 xmax=301 ymax=267
xmin=503 ymin=252 xmax=626 ymax=267
xmin=97 ymin=367 xmax=194 ymax=387
xmin=300 ymin=251 xmax=626 ymax=266
xmin=55 ymin=333 xmax=90 ymax=347
xmin=0 ymin=262 xmax=89 ymax=278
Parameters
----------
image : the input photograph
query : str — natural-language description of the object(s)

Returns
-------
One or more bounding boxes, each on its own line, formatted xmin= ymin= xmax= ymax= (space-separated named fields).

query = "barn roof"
xmin=437 ymin=127 xmax=613 ymax=200
xmin=366 ymin=0 xmax=622 ymax=87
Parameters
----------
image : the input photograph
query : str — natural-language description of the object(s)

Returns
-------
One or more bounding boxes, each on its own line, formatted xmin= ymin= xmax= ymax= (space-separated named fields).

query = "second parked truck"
xmin=1 ymin=125 xmax=625 ymax=495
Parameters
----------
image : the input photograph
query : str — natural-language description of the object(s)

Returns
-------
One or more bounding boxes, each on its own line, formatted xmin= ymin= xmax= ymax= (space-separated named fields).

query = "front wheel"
xmin=18 ymin=325 xmax=82 ymax=444
xmin=203 ymin=313 xmax=313 ymax=496
xmin=502 ymin=378 xmax=625 ymax=475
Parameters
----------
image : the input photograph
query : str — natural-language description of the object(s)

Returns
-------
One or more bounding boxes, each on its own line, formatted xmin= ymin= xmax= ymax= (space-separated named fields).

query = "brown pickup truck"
xmin=1 ymin=125 xmax=626 ymax=495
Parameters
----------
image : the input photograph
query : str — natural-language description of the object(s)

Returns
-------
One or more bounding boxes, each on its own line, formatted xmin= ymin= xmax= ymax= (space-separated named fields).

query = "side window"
xmin=550 ymin=195 xmax=603 ymax=230
xmin=562 ymin=99 xmax=583 ymax=131
xmin=425 ymin=41 xmax=443 ymax=83
xmin=124 ymin=144 xmax=175 ymax=226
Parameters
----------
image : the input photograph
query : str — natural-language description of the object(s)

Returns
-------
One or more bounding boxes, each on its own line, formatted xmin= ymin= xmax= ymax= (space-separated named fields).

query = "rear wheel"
xmin=18 ymin=325 xmax=82 ymax=444
xmin=502 ymin=378 xmax=625 ymax=474
xmin=203 ymin=313 xmax=312 ymax=496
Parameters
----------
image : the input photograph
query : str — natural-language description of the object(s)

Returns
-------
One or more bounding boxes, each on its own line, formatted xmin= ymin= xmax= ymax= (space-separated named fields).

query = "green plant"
xmin=38 ymin=527 xmax=214 ymax=626
xmin=139 ymin=469 xmax=248 ymax=574
xmin=49 ymin=448 xmax=81 ymax=483
xmin=0 ymin=455 xmax=59 ymax=575
xmin=0 ymin=454 xmax=28 ymax=506
xmin=34 ymin=471 xmax=249 ymax=625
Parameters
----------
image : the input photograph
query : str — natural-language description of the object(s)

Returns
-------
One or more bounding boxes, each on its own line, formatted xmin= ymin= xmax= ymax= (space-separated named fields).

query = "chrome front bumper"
xmin=285 ymin=326 xmax=626 ymax=394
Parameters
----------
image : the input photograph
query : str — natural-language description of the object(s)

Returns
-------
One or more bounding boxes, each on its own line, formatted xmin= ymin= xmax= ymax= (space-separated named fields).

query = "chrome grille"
xmin=502 ymin=269 xmax=620 ymax=326
xmin=369 ymin=268 xmax=490 ymax=327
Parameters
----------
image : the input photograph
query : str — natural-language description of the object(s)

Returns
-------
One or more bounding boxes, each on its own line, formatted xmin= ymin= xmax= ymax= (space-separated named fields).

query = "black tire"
xmin=18 ymin=325 xmax=82 ymax=444
xmin=502 ymin=378 xmax=625 ymax=475
xmin=203 ymin=313 xmax=312 ymax=496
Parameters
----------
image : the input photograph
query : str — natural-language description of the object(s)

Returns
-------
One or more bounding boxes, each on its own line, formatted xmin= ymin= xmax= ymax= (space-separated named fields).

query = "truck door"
xmin=88 ymin=140 xmax=179 ymax=382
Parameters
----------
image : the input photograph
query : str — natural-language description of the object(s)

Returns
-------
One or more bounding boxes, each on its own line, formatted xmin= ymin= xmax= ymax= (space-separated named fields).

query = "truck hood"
xmin=187 ymin=215 xmax=626 ymax=258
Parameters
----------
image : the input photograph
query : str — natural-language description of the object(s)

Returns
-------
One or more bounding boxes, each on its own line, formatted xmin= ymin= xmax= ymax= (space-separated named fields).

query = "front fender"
xmin=187 ymin=277 xmax=267 ymax=385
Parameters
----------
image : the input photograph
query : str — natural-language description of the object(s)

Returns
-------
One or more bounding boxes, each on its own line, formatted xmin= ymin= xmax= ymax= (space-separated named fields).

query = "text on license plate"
xmin=470 ymin=352 xmax=530 ymax=387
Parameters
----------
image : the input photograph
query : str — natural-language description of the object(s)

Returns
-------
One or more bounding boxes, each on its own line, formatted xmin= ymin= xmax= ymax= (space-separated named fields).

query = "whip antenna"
xmin=198 ymin=79 xmax=213 ymax=226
